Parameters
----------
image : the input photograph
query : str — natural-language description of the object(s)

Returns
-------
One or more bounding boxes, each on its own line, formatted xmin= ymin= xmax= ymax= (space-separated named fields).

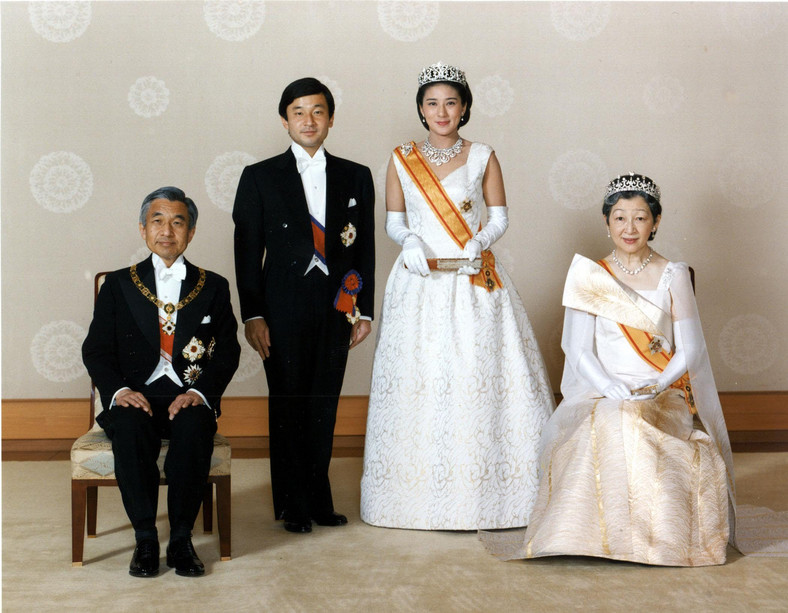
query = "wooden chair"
xmin=70 ymin=271 xmax=231 ymax=566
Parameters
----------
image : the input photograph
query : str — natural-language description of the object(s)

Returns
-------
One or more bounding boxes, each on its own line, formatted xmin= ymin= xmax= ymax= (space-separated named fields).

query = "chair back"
xmin=89 ymin=272 xmax=110 ymax=428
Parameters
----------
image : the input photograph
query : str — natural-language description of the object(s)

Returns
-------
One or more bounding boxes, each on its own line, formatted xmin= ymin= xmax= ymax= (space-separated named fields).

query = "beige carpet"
xmin=3 ymin=453 xmax=788 ymax=612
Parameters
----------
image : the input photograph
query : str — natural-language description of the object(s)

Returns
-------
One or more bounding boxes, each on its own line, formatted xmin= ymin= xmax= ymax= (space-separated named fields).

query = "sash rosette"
xmin=334 ymin=269 xmax=363 ymax=324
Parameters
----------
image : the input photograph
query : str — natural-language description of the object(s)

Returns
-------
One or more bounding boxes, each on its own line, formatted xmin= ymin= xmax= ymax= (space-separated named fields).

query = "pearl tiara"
xmin=418 ymin=62 xmax=467 ymax=88
xmin=605 ymin=173 xmax=661 ymax=201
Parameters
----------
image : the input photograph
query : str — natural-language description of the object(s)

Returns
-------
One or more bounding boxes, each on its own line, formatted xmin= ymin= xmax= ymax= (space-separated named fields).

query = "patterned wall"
xmin=2 ymin=1 xmax=786 ymax=402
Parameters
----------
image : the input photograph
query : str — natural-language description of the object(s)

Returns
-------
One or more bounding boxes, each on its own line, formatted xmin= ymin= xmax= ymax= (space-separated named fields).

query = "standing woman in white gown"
xmin=483 ymin=174 xmax=737 ymax=565
xmin=360 ymin=63 xmax=555 ymax=530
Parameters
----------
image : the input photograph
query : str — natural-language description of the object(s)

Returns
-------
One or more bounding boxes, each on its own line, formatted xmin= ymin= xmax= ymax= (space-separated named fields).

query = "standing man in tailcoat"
xmin=232 ymin=78 xmax=375 ymax=533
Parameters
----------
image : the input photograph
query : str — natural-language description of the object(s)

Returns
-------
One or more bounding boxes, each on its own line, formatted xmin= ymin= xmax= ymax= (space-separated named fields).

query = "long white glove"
xmin=458 ymin=206 xmax=509 ymax=276
xmin=386 ymin=211 xmax=429 ymax=277
xmin=638 ymin=322 xmax=689 ymax=395
xmin=471 ymin=205 xmax=509 ymax=250
xmin=577 ymin=351 xmax=632 ymax=400
xmin=564 ymin=307 xmax=632 ymax=400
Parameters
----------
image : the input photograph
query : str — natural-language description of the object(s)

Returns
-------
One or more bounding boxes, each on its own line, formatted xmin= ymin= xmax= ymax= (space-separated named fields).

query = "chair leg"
xmin=71 ymin=481 xmax=87 ymax=567
xmin=215 ymin=476 xmax=231 ymax=560
xmin=86 ymin=486 xmax=98 ymax=537
xmin=202 ymin=482 xmax=214 ymax=534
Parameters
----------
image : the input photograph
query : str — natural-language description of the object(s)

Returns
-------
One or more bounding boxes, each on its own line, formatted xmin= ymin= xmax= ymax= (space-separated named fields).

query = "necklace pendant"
xmin=421 ymin=137 xmax=463 ymax=166
xmin=162 ymin=319 xmax=176 ymax=336
xmin=164 ymin=303 xmax=176 ymax=315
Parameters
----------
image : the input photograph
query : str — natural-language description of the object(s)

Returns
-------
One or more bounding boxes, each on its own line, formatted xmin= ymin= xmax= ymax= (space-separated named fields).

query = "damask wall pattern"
xmin=2 ymin=1 xmax=786 ymax=401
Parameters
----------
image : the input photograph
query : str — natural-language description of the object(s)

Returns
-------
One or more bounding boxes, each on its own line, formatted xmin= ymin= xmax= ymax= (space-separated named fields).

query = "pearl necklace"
xmin=612 ymin=248 xmax=654 ymax=275
xmin=421 ymin=136 xmax=463 ymax=166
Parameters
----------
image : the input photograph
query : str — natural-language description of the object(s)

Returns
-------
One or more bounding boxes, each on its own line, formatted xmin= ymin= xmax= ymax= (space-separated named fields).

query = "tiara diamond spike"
xmin=604 ymin=173 xmax=661 ymax=201
xmin=418 ymin=62 xmax=467 ymax=88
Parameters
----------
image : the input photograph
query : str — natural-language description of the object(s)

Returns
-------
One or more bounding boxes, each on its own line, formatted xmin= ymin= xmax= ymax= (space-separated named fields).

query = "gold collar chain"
xmin=130 ymin=264 xmax=206 ymax=334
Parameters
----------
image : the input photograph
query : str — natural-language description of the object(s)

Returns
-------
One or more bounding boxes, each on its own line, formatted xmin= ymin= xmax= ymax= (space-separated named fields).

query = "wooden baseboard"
xmin=3 ymin=392 xmax=787 ymax=454
xmin=0 ymin=395 xmax=371 ymax=440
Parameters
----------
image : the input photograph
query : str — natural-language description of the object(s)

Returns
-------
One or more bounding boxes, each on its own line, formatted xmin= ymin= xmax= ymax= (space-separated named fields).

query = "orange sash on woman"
xmin=597 ymin=259 xmax=696 ymax=413
xmin=394 ymin=142 xmax=502 ymax=292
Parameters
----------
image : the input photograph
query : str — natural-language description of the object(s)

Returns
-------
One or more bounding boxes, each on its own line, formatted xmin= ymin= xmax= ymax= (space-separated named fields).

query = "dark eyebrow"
xmin=151 ymin=211 xmax=187 ymax=220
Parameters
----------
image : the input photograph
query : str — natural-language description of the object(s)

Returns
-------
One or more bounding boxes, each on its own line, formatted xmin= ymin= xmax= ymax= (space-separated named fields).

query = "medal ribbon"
xmin=159 ymin=315 xmax=174 ymax=362
xmin=310 ymin=215 xmax=326 ymax=265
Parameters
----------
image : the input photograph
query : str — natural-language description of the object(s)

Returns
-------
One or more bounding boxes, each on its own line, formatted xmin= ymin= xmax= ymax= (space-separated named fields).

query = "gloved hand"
xmin=458 ymin=238 xmax=482 ymax=275
xmin=402 ymin=234 xmax=430 ymax=276
xmin=386 ymin=211 xmax=430 ymax=277
xmin=472 ymin=206 xmax=509 ymax=250
xmin=602 ymin=381 xmax=634 ymax=400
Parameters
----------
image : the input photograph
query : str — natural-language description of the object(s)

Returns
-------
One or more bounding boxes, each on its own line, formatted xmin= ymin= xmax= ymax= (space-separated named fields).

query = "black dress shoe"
xmin=166 ymin=538 xmax=205 ymax=577
xmin=129 ymin=539 xmax=159 ymax=578
xmin=313 ymin=512 xmax=348 ymax=526
xmin=283 ymin=519 xmax=312 ymax=533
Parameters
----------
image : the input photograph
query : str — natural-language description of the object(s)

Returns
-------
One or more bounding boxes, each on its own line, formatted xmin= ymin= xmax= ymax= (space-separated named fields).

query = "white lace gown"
xmin=360 ymin=142 xmax=555 ymax=530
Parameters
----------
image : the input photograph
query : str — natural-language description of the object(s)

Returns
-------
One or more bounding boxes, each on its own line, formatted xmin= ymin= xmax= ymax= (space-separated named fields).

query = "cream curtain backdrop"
xmin=2 ymin=1 xmax=786 ymax=402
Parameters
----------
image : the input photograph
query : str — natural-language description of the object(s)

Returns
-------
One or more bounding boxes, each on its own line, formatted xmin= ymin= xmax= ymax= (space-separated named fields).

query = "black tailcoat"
xmin=81 ymin=256 xmax=241 ymax=536
xmin=232 ymin=148 xmax=375 ymax=521
xmin=83 ymin=256 xmax=240 ymax=417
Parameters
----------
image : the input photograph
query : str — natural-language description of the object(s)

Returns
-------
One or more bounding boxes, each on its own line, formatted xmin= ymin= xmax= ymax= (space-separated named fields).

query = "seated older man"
xmin=82 ymin=187 xmax=240 ymax=577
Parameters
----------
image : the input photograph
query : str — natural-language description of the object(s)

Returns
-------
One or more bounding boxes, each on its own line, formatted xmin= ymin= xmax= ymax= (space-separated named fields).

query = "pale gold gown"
xmin=484 ymin=256 xmax=732 ymax=566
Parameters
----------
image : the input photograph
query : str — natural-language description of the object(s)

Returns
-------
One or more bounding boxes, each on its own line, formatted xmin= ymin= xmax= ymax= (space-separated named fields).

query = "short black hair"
xmin=416 ymin=80 xmax=473 ymax=128
xmin=139 ymin=186 xmax=198 ymax=229
xmin=602 ymin=175 xmax=662 ymax=241
xmin=278 ymin=77 xmax=335 ymax=119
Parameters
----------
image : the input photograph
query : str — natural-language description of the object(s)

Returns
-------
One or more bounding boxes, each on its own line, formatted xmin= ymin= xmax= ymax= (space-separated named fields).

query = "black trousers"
xmin=263 ymin=269 xmax=351 ymax=522
xmin=98 ymin=377 xmax=217 ymax=541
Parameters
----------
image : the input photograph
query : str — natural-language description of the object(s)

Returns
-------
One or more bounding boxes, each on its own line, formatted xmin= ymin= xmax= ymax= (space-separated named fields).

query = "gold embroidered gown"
xmin=484 ymin=255 xmax=734 ymax=566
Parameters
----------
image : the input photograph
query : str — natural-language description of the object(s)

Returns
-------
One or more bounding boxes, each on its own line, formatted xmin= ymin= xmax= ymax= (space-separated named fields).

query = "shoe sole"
xmin=166 ymin=558 xmax=205 ymax=576
xmin=172 ymin=568 xmax=205 ymax=577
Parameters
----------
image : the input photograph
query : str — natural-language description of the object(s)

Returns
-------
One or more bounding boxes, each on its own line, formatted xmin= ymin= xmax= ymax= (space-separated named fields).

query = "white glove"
xmin=602 ymin=382 xmax=634 ymax=400
xmin=631 ymin=325 xmax=690 ymax=399
xmin=386 ymin=211 xmax=430 ymax=276
xmin=576 ymin=351 xmax=633 ymax=401
xmin=458 ymin=238 xmax=482 ymax=275
xmin=656 ymin=323 xmax=688 ymax=391
xmin=385 ymin=211 xmax=414 ymax=245
xmin=402 ymin=234 xmax=430 ymax=276
xmin=471 ymin=206 xmax=509 ymax=251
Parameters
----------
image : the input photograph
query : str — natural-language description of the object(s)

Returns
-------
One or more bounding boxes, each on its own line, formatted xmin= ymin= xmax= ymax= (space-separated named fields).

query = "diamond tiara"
xmin=605 ymin=173 xmax=661 ymax=201
xmin=418 ymin=62 xmax=467 ymax=88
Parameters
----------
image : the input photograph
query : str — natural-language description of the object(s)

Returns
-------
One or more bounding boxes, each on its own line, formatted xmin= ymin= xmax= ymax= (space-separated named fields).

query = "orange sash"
xmin=394 ymin=143 xmax=503 ymax=292
xmin=597 ymin=259 xmax=696 ymax=413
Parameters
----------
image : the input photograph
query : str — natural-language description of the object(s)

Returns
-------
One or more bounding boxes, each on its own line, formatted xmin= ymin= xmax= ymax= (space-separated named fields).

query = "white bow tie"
xmin=296 ymin=154 xmax=326 ymax=175
xmin=157 ymin=262 xmax=186 ymax=282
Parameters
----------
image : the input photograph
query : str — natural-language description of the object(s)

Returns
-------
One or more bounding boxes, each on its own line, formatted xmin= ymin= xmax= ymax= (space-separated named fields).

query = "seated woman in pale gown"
xmin=484 ymin=174 xmax=737 ymax=566
xmin=360 ymin=63 xmax=555 ymax=531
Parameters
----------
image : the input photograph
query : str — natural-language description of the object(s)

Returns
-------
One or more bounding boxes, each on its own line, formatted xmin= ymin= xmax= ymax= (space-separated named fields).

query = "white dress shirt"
xmin=145 ymin=253 xmax=186 ymax=387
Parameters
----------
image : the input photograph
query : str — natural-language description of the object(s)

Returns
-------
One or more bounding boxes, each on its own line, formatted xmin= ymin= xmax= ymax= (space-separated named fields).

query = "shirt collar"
xmin=290 ymin=141 xmax=326 ymax=164
xmin=151 ymin=253 xmax=186 ymax=275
